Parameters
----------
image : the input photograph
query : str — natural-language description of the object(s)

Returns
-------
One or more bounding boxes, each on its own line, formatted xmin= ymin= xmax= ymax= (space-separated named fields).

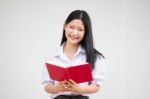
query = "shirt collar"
xmin=53 ymin=43 xmax=85 ymax=58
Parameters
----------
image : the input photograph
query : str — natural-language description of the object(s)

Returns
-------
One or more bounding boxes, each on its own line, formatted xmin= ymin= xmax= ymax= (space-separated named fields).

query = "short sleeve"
xmin=42 ymin=57 xmax=54 ymax=87
xmin=90 ymin=56 xmax=106 ymax=86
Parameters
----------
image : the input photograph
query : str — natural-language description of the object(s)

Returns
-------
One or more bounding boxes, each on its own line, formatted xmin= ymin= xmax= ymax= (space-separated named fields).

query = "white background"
xmin=0 ymin=0 xmax=150 ymax=99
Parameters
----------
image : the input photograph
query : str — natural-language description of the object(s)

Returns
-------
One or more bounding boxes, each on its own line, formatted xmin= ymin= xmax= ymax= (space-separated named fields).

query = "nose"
xmin=72 ymin=29 xmax=78 ymax=36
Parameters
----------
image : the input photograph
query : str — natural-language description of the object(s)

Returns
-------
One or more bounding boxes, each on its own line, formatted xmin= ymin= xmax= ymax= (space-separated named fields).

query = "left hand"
xmin=67 ymin=79 xmax=84 ymax=93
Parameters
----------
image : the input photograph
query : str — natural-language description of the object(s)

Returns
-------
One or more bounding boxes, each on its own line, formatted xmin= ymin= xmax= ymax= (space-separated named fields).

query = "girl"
xmin=42 ymin=10 xmax=106 ymax=99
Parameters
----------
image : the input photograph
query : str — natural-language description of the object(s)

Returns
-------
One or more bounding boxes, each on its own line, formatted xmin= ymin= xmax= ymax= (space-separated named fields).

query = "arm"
xmin=67 ymin=79 xmax=100 ymax=94
xmin=80 ymin=83 xmax=100 ymax=94
xmin=44 ymin=80 xmax=71 ymax=94
xmin=44 ymin=83 xmax=63 ymax=94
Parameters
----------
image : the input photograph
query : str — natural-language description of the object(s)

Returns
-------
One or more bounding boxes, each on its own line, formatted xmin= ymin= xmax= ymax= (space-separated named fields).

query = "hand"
xmin=54 ymin=81 xmax=65 ymax=92
xmin=56 ymin=80 xmax=84 ymax=93
xmin=67 ymin=79 xmax=84 ymax=93
xmin=59 ymin=80 xmax=71 ymax=91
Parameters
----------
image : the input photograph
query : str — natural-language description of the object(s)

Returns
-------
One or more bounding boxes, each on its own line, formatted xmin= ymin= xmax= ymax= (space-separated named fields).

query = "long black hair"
xmin=61 ymin=10 xmax=104 ymax=69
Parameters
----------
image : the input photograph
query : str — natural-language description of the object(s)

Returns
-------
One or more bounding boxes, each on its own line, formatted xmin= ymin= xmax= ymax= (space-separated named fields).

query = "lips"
xmin=68 ymin=34 xmax=79 ymax=40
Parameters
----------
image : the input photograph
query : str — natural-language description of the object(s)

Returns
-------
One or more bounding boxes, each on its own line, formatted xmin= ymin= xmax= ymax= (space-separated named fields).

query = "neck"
xmin=64 ymin=42 xmax=79 ymax=55
xmin=63 ymin=42 xmax=80 ymax=61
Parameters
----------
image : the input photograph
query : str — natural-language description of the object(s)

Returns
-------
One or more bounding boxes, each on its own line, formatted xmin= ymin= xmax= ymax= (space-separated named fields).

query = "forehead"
xmin=67 ymin=19 xmax=84 ymax=28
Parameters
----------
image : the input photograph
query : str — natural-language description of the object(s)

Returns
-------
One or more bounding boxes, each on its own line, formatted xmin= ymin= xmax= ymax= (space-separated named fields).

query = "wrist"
xmin=78 ymin=86 xmax=86 ymax=93
xmin=55 ymin=84 xmax=63 ymax=92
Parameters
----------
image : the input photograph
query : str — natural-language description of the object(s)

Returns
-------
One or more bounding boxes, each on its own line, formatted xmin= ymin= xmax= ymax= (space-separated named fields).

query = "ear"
xmin=63 ymin=23 xmax=66 ymax=30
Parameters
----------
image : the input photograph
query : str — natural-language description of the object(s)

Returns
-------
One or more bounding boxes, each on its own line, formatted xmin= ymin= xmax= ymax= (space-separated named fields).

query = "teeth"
xmin=71 ymin=36 xmax=78 ymax=39
xmin=71 ymin=37 xmax=76 ymax=40
xmin=70 ymin=35 xmax=78 ymax=39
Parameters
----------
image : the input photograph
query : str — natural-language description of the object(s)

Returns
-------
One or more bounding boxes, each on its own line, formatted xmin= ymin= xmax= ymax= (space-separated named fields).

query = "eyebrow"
xmin=69 ymin=25 xmax=84 ymax=29
xmin=77 ymin=26 xmax=84 ymax=29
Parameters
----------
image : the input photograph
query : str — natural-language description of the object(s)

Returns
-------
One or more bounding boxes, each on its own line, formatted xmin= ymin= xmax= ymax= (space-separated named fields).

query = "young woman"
xmin=42 ymin=10 xmax=106 ymax=99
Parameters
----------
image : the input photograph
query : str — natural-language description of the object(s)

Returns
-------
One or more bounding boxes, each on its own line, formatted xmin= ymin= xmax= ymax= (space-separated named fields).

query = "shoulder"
xmin=96 ymin=55 xmax=105 ymax=65
xmin=44 ymin=47 xmax=60 ymax=62
xmin=93 ymin=55 xmax=106 ymax=75
xmin=93 ymin=52 xmax=106 ymax=71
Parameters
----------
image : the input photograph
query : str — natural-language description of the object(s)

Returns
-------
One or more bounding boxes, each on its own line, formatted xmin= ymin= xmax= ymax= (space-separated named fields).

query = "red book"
xmin=46 ymin=63 xmax=93 ymax=83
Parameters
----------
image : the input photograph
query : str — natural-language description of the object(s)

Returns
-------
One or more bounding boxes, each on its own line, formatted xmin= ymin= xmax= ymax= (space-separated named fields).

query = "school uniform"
xmin=42 ymin=44 xmax=106 ymax=99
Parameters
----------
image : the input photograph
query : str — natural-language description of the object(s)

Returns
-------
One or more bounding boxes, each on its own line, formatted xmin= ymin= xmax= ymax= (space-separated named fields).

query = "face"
xmin=64 ymin=19 xmax=85 ymax=45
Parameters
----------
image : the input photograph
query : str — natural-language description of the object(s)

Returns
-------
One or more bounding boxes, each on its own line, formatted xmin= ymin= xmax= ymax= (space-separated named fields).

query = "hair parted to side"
xmin=61 ymin=10 xmax=104 ymax=69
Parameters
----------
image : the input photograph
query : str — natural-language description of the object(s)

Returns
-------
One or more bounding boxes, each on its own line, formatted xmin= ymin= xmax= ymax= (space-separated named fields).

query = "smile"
xmin=69 ymin=34 xmax=79 ymax=40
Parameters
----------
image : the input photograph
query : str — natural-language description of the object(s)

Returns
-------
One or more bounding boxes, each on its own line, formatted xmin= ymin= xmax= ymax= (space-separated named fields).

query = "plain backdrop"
xmin=0 ymin=0 xmax=150 ymax=99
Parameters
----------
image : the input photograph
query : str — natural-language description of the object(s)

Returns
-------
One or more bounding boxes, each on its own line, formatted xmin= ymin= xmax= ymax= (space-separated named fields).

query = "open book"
xmin=46 ymin=63 xmax=93 ymax=83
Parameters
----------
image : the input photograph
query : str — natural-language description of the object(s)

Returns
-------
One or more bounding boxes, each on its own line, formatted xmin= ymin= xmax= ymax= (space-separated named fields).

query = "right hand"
xmin=55 ymin=80 xmax=71 ymax=92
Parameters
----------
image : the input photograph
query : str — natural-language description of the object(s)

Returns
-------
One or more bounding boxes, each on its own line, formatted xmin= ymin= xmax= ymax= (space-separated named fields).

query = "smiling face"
xmin=64 ymin=19 xmax=85 ymax=45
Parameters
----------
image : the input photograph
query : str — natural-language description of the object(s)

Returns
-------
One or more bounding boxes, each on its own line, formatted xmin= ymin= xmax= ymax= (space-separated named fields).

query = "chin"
xmin=68 ymin=40 xmax=81 ymax=45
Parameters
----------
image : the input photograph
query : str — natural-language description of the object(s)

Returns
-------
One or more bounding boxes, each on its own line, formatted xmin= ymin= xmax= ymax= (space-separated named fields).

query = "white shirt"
xmin=42 ymin=44 xmax=106 ymax=99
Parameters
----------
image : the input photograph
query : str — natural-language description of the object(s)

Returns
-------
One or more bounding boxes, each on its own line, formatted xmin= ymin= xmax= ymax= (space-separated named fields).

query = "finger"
xmin=60 ymin=81 xmax=67 ymax=87
xmin=69 ymin=79 xmax=76 ymax=85
xmin=61 ymin=80 xmax=68 ymax=85
xmin=64 ymin=81 xmax=71 ymax=88
xmin=64 ymin=86 xmax=68 ymax=89
xmin=59 ymin=81 xmax=64 ymax=86
xmin=61 ymin=83 xmax=68 ymax=89
xmin=62 ymin=80 xmax=67 ymax=83
xmin=67 ymin=87 xmax=72 ymax=91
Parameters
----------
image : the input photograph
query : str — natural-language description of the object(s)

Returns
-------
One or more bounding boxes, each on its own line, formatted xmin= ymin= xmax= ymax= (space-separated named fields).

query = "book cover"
xmin=46 ymin=63 xmax=93 ymax=83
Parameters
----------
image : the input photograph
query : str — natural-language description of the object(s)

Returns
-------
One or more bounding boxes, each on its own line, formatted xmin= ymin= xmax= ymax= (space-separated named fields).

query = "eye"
xmin=69 ymin=26 xmax=74 ymax=29
xmin=78 ymin=29 xmax=84 ymax=31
